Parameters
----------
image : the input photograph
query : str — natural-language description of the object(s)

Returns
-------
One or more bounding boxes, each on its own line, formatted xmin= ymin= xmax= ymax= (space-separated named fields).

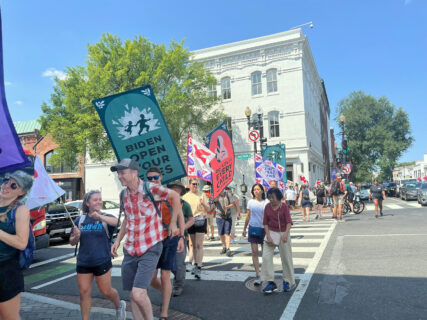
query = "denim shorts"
xmin=121 ymin=241 xmax=163 ymax=290
xmin=157 ymin=236 xmax=179 ymax=271
xmin=216 ymin=217 xmax=232 ymax=236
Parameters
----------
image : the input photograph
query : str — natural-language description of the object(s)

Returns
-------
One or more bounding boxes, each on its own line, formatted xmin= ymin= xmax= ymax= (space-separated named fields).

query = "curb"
xmin=21 ymin=292 xmax=135 ymax=319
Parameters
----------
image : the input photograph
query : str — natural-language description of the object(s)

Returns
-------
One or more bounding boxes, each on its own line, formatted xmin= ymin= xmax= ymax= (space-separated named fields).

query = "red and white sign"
xmin=249 ymin=130 xmax=259 ymax=142
xmin=341 ymin=163 xmax=352 ymax=175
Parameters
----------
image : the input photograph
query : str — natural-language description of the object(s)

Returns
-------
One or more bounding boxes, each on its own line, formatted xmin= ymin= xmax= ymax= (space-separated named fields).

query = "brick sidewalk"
xmin=21 ymin=292 xmax=200 ymax=320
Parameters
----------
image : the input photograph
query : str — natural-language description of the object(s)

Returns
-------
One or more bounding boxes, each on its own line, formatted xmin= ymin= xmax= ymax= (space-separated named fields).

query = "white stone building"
xmin=192 ymin=29 xmax=332 ymax=189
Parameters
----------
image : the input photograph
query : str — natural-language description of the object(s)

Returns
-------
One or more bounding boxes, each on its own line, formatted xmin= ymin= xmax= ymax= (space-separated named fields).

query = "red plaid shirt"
xmin=123 ymin=180 xmax=170 ymax=256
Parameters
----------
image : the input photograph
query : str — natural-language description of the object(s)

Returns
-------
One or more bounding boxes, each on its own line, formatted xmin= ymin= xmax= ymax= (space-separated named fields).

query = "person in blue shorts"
xmin=242 ymin=183 xmax=268 ymax=285
xmin=210 ymin=190 xmax=234 ymax=257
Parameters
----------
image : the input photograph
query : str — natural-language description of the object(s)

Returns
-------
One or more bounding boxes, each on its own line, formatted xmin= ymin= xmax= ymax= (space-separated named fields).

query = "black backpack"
xmin=331 ymin=181 xmax=340 ymax=196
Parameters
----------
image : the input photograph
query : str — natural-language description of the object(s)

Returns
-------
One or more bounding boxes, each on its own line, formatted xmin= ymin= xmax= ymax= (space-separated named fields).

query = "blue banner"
xmin=92 ymin=85 xmax=186 ymax=184
xmin=0 ymin=12 xmax=31 ymax=173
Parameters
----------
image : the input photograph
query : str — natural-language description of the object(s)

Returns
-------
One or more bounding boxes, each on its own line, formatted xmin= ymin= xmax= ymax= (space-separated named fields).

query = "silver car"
xmin=359 ymin=184 xmax=371 ymax=200
xmin=417 ymin=183 xmax=427 ymax=206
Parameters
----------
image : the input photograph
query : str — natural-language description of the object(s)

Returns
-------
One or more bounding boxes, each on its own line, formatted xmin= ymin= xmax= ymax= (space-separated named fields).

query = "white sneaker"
xmin=116 ymin=300 xmax=126 ymax=320
xmin=186 ymin=263 xmax=193 ymax=272
xmin=253 ymin=276 xmax=262 ymax=286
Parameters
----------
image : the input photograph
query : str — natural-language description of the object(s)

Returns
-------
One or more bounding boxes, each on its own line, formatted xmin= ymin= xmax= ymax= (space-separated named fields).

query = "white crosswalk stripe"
xmin=167 ymin=216 xmax=338 ymax=283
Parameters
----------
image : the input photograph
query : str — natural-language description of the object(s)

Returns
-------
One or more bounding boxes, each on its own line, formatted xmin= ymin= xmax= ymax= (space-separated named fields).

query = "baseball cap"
xmin=4 ymin=170 xmax=34 ymax=193
xmin=110 ymin=158 xmax=139 ymax=172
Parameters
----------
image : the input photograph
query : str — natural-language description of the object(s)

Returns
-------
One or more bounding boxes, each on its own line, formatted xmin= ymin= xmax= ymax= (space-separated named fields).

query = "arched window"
xmin=251 ymin=71 xmax=262 ymax=95
xmin=45 ymin=150 xmax=78 ymax=174
xmin=267 ymin=69 xmax=278 ymax=93
xmin=268 ymin=111 xmax=280 ymax=138
xmin=221 ymin=77 xmax=231 ymax=100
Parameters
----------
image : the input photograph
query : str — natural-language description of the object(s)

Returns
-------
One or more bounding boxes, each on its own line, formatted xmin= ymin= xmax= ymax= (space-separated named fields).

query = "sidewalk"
xmin=21 ymin=292 xmax=200 ymax=320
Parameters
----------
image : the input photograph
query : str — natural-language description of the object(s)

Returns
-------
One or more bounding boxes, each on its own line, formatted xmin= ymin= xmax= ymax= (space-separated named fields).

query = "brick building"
xmin=14 ymin=121 xmax=84 ymax=201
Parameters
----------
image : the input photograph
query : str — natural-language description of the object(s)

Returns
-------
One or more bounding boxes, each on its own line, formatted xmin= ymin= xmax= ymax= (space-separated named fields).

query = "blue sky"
xmin=2 ymin=0 xmax=426 ymax=162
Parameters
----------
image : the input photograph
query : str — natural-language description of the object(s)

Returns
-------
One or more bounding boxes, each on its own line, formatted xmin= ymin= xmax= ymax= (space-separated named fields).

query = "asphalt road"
xmin=24 ymin=197 xmax=427 ymax=320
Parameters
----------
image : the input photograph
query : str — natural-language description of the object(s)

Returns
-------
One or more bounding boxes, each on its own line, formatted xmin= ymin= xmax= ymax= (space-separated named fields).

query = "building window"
xmin=207 ymin=84 xmax=217 ymax=98
xmin=251 ymin=71 xmax=262 ymax=95
xmin=268 ymin=111 xmax=280 ymax=138
xmin=221 ymin=77 xmax=231 ymax=100
xmin=301 ymin=163 xmax=304 ymax=173
xmin=267 ymin=69 xmax=278 ymax=93
xmin=45 ymin=150 xmax=78 ymax=174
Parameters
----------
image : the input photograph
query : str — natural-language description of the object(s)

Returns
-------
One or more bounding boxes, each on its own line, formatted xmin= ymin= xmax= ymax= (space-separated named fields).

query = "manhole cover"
xmin=245 ymin=276 xmax=287 ymax=292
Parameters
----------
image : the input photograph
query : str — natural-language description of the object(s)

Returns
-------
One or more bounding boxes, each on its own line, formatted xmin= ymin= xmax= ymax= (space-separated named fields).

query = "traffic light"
xmin=342 ymin=139 xmax=348 ymax=152
xmin=342 ymin=139 xmax=350 ymax=154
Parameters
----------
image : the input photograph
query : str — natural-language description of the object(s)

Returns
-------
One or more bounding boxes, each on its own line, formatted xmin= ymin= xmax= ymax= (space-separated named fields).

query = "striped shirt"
xmin=123 ymin=180 xmax=170 ymax=256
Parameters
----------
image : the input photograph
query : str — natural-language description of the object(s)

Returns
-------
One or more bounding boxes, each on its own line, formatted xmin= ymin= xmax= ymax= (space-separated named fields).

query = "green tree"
xmin=40 ymin=34 xmax=223 ymax=166
xmin=337 ymin=91 xmax=413 ymax=182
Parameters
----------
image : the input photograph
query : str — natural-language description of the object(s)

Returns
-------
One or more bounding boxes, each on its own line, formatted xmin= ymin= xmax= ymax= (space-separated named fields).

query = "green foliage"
xmin=40 ymin=34 xmax=224 ymax=166
xmin=396 ymin=161 xmax=416 ymax=167
xmin=337 ymin=91 xmax=413 ymax=183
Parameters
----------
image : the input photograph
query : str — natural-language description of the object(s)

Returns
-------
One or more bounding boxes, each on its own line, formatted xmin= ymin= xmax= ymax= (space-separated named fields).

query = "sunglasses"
xmin=192 ymin=183 xmax=199 ymax=186
xmin=147 ymin=175 xmax=160 ymax=181
xmin=2 ymin=179 xmax=19 ymax=190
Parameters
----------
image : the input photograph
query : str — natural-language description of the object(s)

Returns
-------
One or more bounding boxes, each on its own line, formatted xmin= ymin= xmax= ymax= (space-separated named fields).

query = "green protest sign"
xmin=92 ymin=85 xmax=186 ymax=184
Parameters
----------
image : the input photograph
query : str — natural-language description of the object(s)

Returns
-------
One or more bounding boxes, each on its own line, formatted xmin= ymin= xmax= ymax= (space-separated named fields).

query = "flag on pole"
xmin=254 ymin=153 xmax=286 ymax=190
xmin=186 ymin=134 xmax=215 ymax=182
xmin=26 ymin=155 xmax=65 ymax=210
xmin=0 ymin=11 xmax=31 ymax=173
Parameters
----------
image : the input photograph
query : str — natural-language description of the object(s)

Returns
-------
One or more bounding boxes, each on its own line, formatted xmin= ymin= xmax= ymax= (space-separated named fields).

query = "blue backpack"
xmin=10 ymin=205 xmax=36 ymax=269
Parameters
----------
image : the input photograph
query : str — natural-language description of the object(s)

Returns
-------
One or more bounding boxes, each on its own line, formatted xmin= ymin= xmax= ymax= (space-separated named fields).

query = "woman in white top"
xmin=242 ymin=183 xmax=268 ymax=285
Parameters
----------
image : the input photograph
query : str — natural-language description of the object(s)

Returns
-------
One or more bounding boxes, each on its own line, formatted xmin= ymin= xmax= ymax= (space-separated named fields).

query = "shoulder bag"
xmin=265 ymin=205 xmax=282 ymax=246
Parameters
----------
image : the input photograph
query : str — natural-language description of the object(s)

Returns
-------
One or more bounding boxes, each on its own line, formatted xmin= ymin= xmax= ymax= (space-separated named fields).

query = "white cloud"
xmin=14 ymin=100 xmax=23 ymax=105
xmin=42 ymin=68 xmax=68 ymax=81
xmin=404 ymin=0 xmax=412 ymax=5
xmin=5 ymin=81 xmax=12 ymax=86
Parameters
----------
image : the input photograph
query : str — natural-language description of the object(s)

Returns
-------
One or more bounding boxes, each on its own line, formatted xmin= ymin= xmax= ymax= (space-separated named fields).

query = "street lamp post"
xmin=240 ymin=174 xmax=248 ymax=213
xmin=246 ymin=106 xmax=267 ymax=156
xmin=339 ymin=114 xmax=346 ymax=179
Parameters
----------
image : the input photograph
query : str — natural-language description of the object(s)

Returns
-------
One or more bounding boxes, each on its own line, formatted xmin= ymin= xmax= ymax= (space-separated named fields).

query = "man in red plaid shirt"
xmin=111 ymin=159 xmax=182 ymax=320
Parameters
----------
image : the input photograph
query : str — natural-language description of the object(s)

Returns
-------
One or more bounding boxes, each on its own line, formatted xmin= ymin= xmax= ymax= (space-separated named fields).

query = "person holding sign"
xmin=110 ymin=159 xmax=182 ymax=320
xmin=146 ymin=167 xmax=185 ymax=320
xmin=182 ymin=178 xmax=210 ymax=279
xmin=261 ymin=188 xmax=295 ymax=294
xmin=69 ymin=190 xmax=126 ymax=320
xmin=210 ymin=190 xmax=234 ymax=257
xmin=0 ymin=170 xmax=33 ymax=319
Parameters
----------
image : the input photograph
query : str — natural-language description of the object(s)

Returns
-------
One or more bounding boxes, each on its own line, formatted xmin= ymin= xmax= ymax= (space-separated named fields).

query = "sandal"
xmin=159 ymin=317 xmax=168 ymax=320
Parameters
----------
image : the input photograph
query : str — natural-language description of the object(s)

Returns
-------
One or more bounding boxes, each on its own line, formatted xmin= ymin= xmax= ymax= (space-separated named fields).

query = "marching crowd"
xmin=0 ymin=158 xmax=388 ymax=320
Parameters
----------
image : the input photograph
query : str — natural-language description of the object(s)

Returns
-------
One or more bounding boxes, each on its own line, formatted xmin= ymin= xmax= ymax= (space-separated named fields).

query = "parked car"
xmin=384 ymin=182 xmax=397 ymax=197
xmin=359 ymin=184 xmax=371 ymax=200
xmin=67 ymin=200 xmax=123 ymax=234
xmin=46 ymin=202 xmax=80 ymax=241
xmin=396 ymin=179 xmax=417 ymax=197
xmin=400 ymin=183 xmax=418 ymax=201
xmin=417 ymin=183 xmax=427 ymax=206
xmin=67 ymin=200 xmax=121 ymax=218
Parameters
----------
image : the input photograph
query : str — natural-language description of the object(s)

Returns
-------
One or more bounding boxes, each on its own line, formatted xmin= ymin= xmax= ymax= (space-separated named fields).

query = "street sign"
xmin=341 ymin=163 xmax=352 ymax=175
xmin=237 ymin=153 xmax=252 ymax=160
xmin=249 ymin=130 xmax=259 ymax=142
